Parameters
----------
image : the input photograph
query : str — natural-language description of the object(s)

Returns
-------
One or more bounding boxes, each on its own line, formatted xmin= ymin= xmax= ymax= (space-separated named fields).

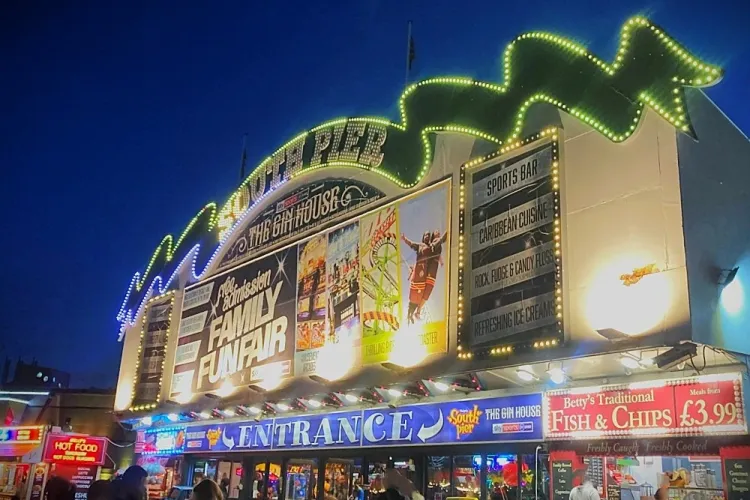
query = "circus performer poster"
xmin=295 ymin=233 xmax=328 ymax=375
xmin=360 ymin=204 xmax=402 ymax=364
xmin=394 ymin=182 xmax=450 ymax=365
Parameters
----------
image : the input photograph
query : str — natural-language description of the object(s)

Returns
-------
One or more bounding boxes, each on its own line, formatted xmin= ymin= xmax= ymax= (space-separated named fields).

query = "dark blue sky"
xmin=1 ymin=1 xmax=747 ymax=387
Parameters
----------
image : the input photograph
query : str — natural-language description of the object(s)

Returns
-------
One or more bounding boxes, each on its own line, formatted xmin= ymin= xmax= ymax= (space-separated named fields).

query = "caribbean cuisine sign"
xmin=43 ymin=435 xmax=107 ymax=466
xmin=171 ymin=181 xmax=451 ymax=395
xmin=544 ymin=373 xmax=747 ymax=439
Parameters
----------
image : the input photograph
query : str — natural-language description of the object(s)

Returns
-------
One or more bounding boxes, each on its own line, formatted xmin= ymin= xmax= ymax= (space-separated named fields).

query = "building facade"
xmin=112 ymin=16 xmax=750 ymax=500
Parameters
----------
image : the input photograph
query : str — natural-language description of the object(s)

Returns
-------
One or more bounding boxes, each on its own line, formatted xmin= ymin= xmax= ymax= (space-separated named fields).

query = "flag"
xmin=4 ymin=407 xmax=14 ymax=426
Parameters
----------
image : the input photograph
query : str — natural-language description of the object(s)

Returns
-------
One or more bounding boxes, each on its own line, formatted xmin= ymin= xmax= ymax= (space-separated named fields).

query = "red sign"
xmin=43 ymin=435 xmax=107 ymax=466
xmin=51 ymin=464 xmax=98 ymax=500
xmin=545 ymin=373 xmax=746 ymax=439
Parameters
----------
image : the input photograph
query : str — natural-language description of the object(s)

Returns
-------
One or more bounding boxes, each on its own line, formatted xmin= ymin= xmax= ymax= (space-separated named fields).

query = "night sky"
xmin=1 ymin=1 xmax=747 ymax=388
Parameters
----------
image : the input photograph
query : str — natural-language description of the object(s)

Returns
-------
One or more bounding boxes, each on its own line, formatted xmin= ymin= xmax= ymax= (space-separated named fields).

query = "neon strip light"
xmin=116 ymin=16 xmax=722 ymax=333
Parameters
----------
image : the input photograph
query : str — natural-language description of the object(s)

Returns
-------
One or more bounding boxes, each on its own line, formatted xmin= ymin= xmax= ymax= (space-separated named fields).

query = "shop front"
xmin=137 ymin=426 xmax=187 ymax=499
xmin=178 ymin=393 xmax=544 ymax=500
xmin=544 ymin=373 xmax=749 ymax=500
xmin=0 ymin=426 xmax=47 ymax=500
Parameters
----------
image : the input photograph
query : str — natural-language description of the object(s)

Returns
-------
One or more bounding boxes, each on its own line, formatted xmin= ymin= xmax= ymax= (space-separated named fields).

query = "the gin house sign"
xmin=243 ymin=122 xmax=388 ymax=204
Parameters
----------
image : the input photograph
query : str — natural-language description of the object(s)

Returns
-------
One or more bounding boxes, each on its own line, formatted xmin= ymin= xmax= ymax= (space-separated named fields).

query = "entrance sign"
xmin=544 ymin=373 xmax=746 ymax=439
xmin=180 ymin=393 xmax=542 ymax=453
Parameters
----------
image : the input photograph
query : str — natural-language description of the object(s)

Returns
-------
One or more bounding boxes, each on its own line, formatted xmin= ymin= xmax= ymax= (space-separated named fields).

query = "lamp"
xmin=595 ymin=328 xmax=629 ymax=341
xmin=718 ymin=267 xmax=739 ymax=287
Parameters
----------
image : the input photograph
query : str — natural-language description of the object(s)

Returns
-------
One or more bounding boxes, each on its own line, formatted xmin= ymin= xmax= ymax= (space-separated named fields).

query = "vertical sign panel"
xmin=464 ymin=140 xmax=563 ymax=352
xmin=133 ymin=296 xmax=173 ymax=405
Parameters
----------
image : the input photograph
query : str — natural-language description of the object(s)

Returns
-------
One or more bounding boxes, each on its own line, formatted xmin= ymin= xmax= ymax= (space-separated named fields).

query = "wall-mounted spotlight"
xmin=595 ymin=328 xmax=629 ymax=342
xmin=718 ymin=267 xmax=739 ymax=287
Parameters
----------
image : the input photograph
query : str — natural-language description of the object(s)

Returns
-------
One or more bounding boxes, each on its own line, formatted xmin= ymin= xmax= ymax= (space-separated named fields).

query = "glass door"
xmin=325 ymin=460 xmax=352 ymax=500
xmin=453 ymin=455 xmax=481 ymax=499
xmin=285 ymin=460 xmax=318 ymax=500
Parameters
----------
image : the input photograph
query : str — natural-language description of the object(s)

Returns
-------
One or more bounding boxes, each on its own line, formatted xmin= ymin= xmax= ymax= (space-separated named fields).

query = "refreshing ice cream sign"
xmin=181 ymin=393 xmax=542 ymax=453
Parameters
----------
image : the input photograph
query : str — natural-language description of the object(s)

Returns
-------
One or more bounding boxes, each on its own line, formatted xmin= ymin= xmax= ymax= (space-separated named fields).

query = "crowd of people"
xmin=42 ymin=467 xmax=424 ymax=500
xmin=42 ymin=466 xmax=224 ymax=500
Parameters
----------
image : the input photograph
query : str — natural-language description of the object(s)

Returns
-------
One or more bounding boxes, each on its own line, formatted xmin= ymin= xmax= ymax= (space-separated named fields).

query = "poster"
xmin=171 ymin=247 xmax=298 ymax=396
xmin=294 ymin=234 xmax=328 ymax=375
xmin=467 ymin=142 xmax=560 ymax=348
xmin=359 ymin=204 xmax=402 ymax=363
xmin=396 ymin=184 xmax=450 ymax=359
xmin=173 ymin=181 xmax=451 ymax=388
xmin=133 ymin=299 xmax=172 ymax=404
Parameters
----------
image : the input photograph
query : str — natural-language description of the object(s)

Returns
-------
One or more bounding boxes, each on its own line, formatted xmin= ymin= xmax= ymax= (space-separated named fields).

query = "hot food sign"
xmin=43 ymin=435 xmax=107 ymax=466
xmin=544 ymin=373 xmax=746 ymax=439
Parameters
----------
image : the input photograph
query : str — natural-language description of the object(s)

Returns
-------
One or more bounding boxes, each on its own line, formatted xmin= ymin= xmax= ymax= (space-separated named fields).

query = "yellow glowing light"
xmin=388 ymin=322 xmax=428 ymax=368
xmin=174 ymin=392 xmax=193 ymax=405
xmin=586 ymin=256 xmax=672 ymax=336
xmin=721 ymin=278 xmax=744 ymax=316
xmin=315 ymin=336 xmax=356 ymax=382
xmin=215 ymin=379 xmax=236 ymax=398
xmin=114 ymin=383 xmax=133 ymax=412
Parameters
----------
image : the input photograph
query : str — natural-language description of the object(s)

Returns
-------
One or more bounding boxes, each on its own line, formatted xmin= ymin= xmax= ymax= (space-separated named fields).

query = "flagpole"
xmin=405 ymin=20 xmax=413 ymax=87
xmin=240 ymin=133 xmax=248 ymax=181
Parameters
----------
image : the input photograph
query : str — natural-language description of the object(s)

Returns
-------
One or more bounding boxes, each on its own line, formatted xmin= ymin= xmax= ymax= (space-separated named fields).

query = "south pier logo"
xmin=448 ymin=405 xmax=483 ymax=438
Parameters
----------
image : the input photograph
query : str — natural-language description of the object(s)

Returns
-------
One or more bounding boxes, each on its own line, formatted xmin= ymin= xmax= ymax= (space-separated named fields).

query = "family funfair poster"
xmin=173 ymin=182 xmax=451 ymax=393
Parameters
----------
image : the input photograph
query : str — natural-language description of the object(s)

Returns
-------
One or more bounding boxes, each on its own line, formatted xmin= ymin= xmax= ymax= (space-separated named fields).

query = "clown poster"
xmin=394 ymin=183 xmax=450 ymax=364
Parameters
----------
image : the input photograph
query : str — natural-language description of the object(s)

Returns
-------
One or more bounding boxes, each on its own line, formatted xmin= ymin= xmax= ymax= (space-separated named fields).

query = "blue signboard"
xmin=362 ymin=394 xmax=542 ymax=446
xmin=180 ymin=393 xmax=542 ymax=453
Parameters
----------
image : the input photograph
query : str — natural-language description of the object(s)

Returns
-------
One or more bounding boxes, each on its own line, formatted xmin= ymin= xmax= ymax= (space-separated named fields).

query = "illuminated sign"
xmin=43 ymin=435 xmax=107 ymax=466
xmin=544 ymin=373 xmax=747 ymax=439
xmin=44 ymin=435 xmax=106 ymax=465
xmin=218 ymin=179 xmax=384 ymax=270
xmin=171 ymin=182 xmax=450 ymax=395
xmin=142 ymin=427 xmax=186 ymax=455
xmin=118 ymin=16 xmax=722 ymax=340
xmin=182 ymin=393 xmax=542 ymax=452
xmin=0 ymin=426 xmax=44 ymax=444
xmin=460 ymin=138 xmax=563 ymax=355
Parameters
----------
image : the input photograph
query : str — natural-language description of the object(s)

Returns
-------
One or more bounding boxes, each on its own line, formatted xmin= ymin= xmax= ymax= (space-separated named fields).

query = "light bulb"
xmin=516 ymin=368 xmax=537 ymax=382
xmin=277 ymin=403 xmax=290 ymax=411
xmin=140 ymin=416 xmax=152 ymax=426
xmin=547 ymin=368 xmax=566 ymax=385
xmin=345 ymin=394 xmax=359 ymax=403
xmin=198 ymin=411 xmax=211 ymax=419
xmin=223 ymin=409 xmax=236 ymax=417
xmin=166 ymin=413 xmax=179 ymax=422
xmin=307 ymin=399 xmax=322 ymax=408
xmin=387 ymin=389 xmax=402 ymax=398
xmin=620 ymin=355 xmax=641 ymax=370
xmin=248 ymin=406 xmax=261 ymax=415
xmin=433 ymin=381 xmax=450 ymax=392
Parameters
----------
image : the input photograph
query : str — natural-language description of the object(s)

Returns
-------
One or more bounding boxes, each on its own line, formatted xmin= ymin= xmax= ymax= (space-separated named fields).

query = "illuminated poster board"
xmin=43 ymin=435 xmax=107 ymax=466
xmin=133 ymin=297 xmax=174 ymax=404
xmin=544 ymin=373 xmax=747 ymax=439
xmin=461 ymin=137 xmax=563 ymax=354
xmin=171 ymin=181 xmax=450 ymax=397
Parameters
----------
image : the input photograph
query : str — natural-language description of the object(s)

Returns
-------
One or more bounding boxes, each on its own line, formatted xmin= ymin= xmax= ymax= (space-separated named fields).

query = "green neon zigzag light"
xmin=117 ymin=16 xmax=722 ymax=326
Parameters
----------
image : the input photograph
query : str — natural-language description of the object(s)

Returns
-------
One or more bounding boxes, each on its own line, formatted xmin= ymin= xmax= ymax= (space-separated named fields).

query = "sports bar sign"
xmin=43 ymin=435 xmax=107 ymax=466
xmin=544 ymin=373 xmax=746 ymax=439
